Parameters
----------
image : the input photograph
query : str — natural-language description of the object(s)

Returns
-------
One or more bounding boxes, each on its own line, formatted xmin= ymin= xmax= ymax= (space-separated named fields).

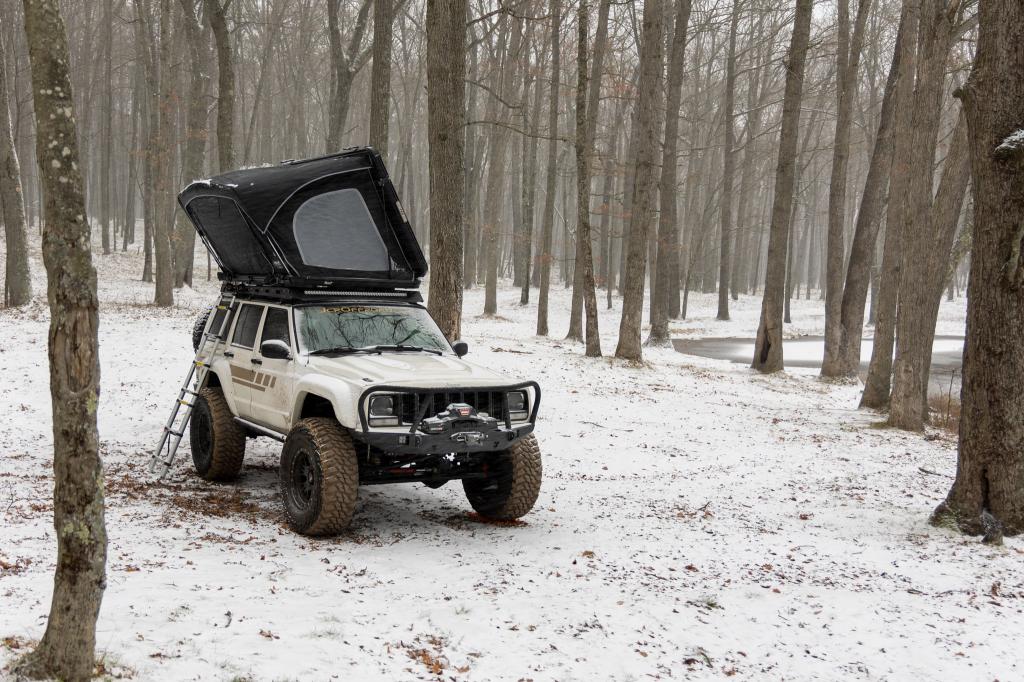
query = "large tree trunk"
xmin=861 ymin=0 xmax=921 ymax=408
xmin=174 ymin=0 xmax=211 ymax=289
xmin=15 ymin=1 xmax=106 ymax=680
xmin=889 ymin=110 xmax=970 ymax=429
xmin=832 ymin=15 xmax=905 ymax=377
xmin=613 ymin=0 xmax=665 ymax=361
xmin=207 ymin=0 xmax=234 ymax=171
xmin=934 ymin=0 xmax=1024 ymax=536
xmin=573 ymin=0 xmax=601 ymax=356
xmin=326 ymin=0 xmax=372 ymax=152
xmin=536 ymin=0 xmax=561 ymax=337
xmin=716 ymin=0 xmax=740 ymax=322
xmin=425 ymin=0 xmax=467 ymax=341
xmin=648 ymin=0 xmax=692 ymax=344
xmin=369 ymin=0 xmax=393 ymax=156
xmin=751 ymin=0 xmax=813 ymax=372
xmin=887 ymin=0 xmax=962 ymax=430
xmin=821 ymin=0 xmax=872 ymax=376
xmin=519 ymin=52 xmax=544 ymax=304
xmin=0 ymin=31 xmax=31 ymax=307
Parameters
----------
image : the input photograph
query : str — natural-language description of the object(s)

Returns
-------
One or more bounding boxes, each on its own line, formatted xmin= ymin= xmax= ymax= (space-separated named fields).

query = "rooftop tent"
xmin=178 ymin=147 xmax=427 ymax=288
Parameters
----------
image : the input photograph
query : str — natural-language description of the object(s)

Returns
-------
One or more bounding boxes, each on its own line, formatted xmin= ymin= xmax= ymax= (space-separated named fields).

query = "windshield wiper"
xmin=367 ymin=344 xmax=443 ymax=356
xmin=308 ymin=346 xmax=382 ymax=356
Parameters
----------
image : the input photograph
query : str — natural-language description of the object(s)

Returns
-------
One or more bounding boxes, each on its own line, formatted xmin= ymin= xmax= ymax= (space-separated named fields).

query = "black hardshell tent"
xmin=178 ymin=147 xmax=427 ymax=290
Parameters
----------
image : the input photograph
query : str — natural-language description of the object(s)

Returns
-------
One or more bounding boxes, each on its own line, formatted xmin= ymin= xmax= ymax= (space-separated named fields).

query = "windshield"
xmin=295 ymin=305 xmax=451 ymax=354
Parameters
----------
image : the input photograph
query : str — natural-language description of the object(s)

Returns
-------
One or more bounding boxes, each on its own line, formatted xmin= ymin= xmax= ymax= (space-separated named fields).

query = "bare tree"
xmin=174 ymin=0 xmax=211 ymax=288
xmin=206 ymin=0 xmax=234 ymax=171
xmin=574 ymin=0 xmax=601 ymax=356
xmin=752 ymin=0 xmax=814 ymax=372
xmin=614 ymin=0 xmax=665 ymax=361
xmin=934 ymin=0 xmax=1024 ymax=537
xmin=425 ymin=0 xmax=467 ymax=341
xmin=14 ymin=1 xmax=106 ymax=679
xmin=716 ymin=0 xmax=741 ymax=322
xmin=0 ymin=31 xmax=30 ymax=307
xmin=821 ymin=0 xmax=873 ymax=376
xmin=370 ymin=0 xmax=394 ymax=156
xmin=648 ymin=0 xmax=693 ymax=344
xmin=327 ymin=0 xmax=373 ymax=152
xmin=536 ymin=0 xmax=561 ymax=337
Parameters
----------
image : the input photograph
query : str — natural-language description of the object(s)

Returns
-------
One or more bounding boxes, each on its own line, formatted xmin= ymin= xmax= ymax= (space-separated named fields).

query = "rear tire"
xmin=192 ymin=307 xmax=212 ymax=352
xmin=463 ymin=434 xmax=542 ymax=520
xmin=280 ymin=418 xmax=359 ymax=535
xmin=190 ymin=387 xmax=246 ymax=481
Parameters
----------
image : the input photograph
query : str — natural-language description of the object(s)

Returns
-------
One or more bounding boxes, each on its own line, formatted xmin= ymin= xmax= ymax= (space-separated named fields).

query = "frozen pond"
xmin=673 ymin=335 xmax=964 ymax=395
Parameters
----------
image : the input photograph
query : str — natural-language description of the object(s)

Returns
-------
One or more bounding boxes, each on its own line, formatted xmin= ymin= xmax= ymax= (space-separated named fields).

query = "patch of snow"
xmin=0 ymin=228 xmax=1010 ymax=682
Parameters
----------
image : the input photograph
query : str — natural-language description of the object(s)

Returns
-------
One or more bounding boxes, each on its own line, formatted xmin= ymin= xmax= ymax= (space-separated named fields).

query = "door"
xmin=224 ymin=302 xmax=265 ymax=419
xmin=249 ymin=305 xmax=295 ymax=432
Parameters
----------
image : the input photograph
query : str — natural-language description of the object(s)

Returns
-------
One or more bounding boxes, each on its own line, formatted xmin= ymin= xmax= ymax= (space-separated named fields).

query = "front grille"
xmin=396 ymin=390 xmax=506 ymax=425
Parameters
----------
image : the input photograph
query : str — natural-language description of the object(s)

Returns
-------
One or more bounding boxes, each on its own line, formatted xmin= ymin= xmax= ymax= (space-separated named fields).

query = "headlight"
xmin=368 ymin=394 xmax=399 ymax=427
xmin=507 ymin=391 xmax=528 ymax=421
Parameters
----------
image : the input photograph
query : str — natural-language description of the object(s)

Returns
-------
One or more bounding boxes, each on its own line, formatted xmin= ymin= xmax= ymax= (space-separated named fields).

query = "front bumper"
xmin=352 ymin=421 xmax=535 ymax=455
xmin=354 ymin=381 xmax=540 ymax=455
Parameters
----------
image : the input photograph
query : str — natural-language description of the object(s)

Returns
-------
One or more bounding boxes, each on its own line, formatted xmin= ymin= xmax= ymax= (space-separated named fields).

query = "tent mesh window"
xmin=292 ymin=188 xmax=390 ymax=271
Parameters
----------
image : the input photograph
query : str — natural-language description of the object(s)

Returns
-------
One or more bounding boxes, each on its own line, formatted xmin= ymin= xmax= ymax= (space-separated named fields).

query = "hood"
xmin=304 ymin=352 xmax=520 ymax=389
xmin=178 ymin=147 xmax=426 ymax=288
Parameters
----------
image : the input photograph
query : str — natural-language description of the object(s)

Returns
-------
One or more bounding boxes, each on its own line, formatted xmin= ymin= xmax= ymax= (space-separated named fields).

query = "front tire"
xmin=280 ymin=418 xmax=359 ymax=535
xmin=190 ymin=387 xmax=246 ymax=481
xmin=463 ymin=434 xmax=542 ymax=520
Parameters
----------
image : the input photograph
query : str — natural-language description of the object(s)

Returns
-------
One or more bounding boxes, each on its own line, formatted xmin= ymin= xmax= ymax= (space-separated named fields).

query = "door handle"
xmin=223 ymin=351 xmax=234 ymax=358
xmin=250 ymin=358 xmax=262 ymax=365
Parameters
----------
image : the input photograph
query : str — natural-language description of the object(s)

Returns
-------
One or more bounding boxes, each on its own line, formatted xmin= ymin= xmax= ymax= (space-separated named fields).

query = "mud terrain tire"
xmin=463 ymin=434 xmax=542 ymax=520
xmin=192 ymin=307 xmax=212 ymax=352
xmin=280 ymin=418 xmax=359 ymax=535
xmin=190 ymin=387 xmax=246 ymax=481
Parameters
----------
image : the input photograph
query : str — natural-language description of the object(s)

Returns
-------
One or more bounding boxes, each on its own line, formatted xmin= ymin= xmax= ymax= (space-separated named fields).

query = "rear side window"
xmin=231 ymin=304 xmax=264 ymax=348
xmin=260 ymin=307 xmax=291 ymax=347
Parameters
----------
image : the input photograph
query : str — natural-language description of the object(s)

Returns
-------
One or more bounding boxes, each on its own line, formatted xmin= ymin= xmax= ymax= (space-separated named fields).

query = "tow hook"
xmin=451 ymin=431 xmax=484 ymax=445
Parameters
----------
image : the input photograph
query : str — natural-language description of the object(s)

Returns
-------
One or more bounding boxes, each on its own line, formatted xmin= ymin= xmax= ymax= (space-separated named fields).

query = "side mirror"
xmin=260 ymin=339 xmax=292 ymax=360
xmin=452 ymin=340 xmax=469 ymax=357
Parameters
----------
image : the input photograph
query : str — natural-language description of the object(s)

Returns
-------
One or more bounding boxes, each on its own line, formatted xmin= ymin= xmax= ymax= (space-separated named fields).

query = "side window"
xmin=231 ymin=304 xmax=264 ymax=349
xmin=260 ymin=307 xmax=291 ymax=347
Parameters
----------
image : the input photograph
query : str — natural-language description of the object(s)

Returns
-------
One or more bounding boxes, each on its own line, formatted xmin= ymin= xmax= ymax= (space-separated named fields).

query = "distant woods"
xmin=0 ymin=0 xmax=984 ymax=396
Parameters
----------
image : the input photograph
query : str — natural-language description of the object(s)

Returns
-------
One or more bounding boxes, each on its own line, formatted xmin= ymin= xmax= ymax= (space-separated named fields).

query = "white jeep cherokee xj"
xmin=170 ymin=147 xmax=542 ymax=535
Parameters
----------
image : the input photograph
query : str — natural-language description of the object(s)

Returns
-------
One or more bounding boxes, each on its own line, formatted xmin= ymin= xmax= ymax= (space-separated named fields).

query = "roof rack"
xmin=221 ymin=280 xmax=424 ymax=304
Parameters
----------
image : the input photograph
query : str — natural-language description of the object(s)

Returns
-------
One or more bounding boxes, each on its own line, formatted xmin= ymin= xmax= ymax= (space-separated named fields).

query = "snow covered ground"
xmin=2 ymin=234 xmax=1021 ymax=681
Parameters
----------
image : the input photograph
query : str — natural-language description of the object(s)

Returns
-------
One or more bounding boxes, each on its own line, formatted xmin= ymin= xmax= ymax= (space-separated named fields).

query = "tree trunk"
xmin=207 ymin=0 xmax=234 ymax=171
xmin=887 ymin=0 xmax=962 ymax=429
xmin=425 ymin=0 xmax=467 ymax=341
xmin=751 ymin=0 xmax=813 ymax=372
xmin=614 ymin=0 xmax=665 ymax=361
xmin=174 ymin=0 xmax=211 ymax=288
xmin=716 ymin=0 xmax=740 ymax=322
xmin=369 ymin=0 xmax=393 ymax=156
xmin=15 ymin=2 xmax=106 ymax=680
xmin=832 ymin=14 xmax=905 ymax=377
xmin=821 ymin=0 xmax=873 ymax=376
xmin=648 ymin=0 xmax=692 ymax=344
xmin=99 ymin=0 xmax=113 ymax=256
xmin=0 ymin=31 xmax=30 ymax=307
xmin=573 ymin=0 xmax=601 ymax=356
xmin=519 ymin=51 xmax=544 ymax=305
xmin=889 ymin=110 xmax=970 ymax=429
xmin=326 ymin=0 xmax=372 ymax=152
xmin=536 ymin=0 xmax=561 ymax=337
xmin=860 ymin=1 xmax=921 ymax=408
xmin=934 ymin=0 xmax=1024 ymax=536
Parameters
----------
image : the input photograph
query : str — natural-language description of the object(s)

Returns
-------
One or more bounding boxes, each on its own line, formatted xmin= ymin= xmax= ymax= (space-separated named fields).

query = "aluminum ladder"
xmin=149 ymin=294 xmax=236 ymax=479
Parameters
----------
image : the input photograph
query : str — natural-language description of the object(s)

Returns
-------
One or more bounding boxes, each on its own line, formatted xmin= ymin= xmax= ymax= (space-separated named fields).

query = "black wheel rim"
xmin=288 ymin=449 xmax=316 ymax=510
xmin=192 ymin=407 xmax=213 ymax=470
